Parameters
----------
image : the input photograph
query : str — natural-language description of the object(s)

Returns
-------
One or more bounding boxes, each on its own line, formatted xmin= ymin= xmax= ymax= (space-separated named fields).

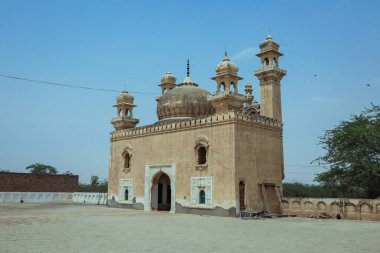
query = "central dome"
xmin=157 ymin=85 xmax=213 ymax=121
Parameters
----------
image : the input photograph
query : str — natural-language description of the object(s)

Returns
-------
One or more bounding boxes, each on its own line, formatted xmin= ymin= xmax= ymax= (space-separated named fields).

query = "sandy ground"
xmin=0 ymin=203 xmax=379 ymax=253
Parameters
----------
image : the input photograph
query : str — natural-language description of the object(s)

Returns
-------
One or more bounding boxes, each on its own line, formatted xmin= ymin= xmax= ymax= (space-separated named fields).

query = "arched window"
xmin=264 ymin=58 xmax=269 ymax=66
xmin=199 ymin=190 xmax=205 ymax=204
xmin=220 ymin=82 xmax=225 ymax=91
xmin=198 ymin=147 xmax=207 ymax=165
xmin=124 ymin=153 xmax=131 ymax=168
xmin=230 ymin=82 xmax=235 ymax=92
xmin=124 ymin=189 xmax=129 ymax=201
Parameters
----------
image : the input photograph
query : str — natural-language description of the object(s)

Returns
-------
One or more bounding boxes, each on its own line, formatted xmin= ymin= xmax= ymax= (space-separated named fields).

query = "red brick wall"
xmin=0 ymin=172 xmax=78 ymax=192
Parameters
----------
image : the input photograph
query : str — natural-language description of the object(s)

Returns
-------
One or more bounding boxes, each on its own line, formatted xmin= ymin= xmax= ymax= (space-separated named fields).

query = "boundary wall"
xmin=0 ymin=192 xmax=107 ymax=205
xmin=282 ymin=197 xmax=380 ymax=221
xmin=0 ymin=172 xmax=78 ymax=192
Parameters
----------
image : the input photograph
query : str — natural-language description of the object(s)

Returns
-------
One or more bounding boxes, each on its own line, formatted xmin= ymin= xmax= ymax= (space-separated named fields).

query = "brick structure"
xmin=0 ymin=172 xmax=78 ymax=192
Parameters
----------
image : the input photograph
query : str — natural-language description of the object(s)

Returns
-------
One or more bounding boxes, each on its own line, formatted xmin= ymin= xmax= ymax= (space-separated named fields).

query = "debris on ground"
xmin=309 ymin=212 xmax=332 ymax=219
xmin=240 ymin=210 xmax=296 ymax=219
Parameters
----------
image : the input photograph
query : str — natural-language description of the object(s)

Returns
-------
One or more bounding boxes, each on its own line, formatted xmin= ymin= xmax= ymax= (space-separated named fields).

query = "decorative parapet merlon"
xmin=110 ymin=111 xmax=282 ymax=141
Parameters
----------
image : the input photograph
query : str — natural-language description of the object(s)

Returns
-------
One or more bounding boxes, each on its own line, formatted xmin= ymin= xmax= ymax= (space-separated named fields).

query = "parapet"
xmin=110 ymin=111 xmax=282 ymax=141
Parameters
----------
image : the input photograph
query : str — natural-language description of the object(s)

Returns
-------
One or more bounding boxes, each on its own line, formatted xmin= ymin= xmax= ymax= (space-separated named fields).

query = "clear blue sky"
xmin=0 ymin=0 xmax=379 ymax=184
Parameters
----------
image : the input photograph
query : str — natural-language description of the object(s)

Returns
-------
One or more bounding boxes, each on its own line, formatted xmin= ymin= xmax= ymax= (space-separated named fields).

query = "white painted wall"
xmin=0 ymin=192 xmax=107 ymax=205
xmin=72 ymin=192 xmax=107 ymax=204
xmin=0 ymin=192 xmax=72 ymax=203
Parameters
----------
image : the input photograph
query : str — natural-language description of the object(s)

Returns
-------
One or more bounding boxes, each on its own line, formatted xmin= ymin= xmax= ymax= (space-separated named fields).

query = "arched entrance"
xmin=151 ymin=172 xmax=171 ymax=211
xmin=239 ymin=181 xmax=245 ymax=211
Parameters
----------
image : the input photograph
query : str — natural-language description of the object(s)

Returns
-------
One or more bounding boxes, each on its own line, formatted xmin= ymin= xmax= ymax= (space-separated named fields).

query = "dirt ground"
xmin=0 ymin=203 xmax=379 ymax=253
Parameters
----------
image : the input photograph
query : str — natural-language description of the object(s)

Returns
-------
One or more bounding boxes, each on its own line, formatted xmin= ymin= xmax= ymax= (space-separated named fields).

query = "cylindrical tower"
xmin=254 ymin=35 xmax=287 ymax=121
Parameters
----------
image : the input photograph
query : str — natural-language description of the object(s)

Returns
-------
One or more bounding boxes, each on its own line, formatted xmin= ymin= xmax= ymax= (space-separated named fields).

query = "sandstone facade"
xmin=108 ymin=36 xmax=286 ymax=216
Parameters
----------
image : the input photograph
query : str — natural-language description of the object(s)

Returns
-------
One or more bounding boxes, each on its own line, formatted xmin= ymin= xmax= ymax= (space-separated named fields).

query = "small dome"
xmin=215 ymin=52 xmax=239 ymax=73
xmin=157 ymin=85 xmax=213 ymax=121
xmin=116 ymin=90 xmax=134 ymax=104
xmin=161 ymin=72 xmax=177 ymax=84
xmin=259 ymin=34 xmax=279 ymax=50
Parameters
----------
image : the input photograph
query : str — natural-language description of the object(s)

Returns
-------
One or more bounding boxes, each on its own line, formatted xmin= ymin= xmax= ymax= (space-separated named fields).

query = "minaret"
xmin=211 ymin=51 xmax=242 ymax=94
xmin=254 ymin=35 xmax=287 ymax=121
xmin=208 ymin=51 xmax=245 ymax=113
xmin=244 ymin=82 xmax=254 ymax=105
xmin=111 ymin=90 xmax=139 ymax=130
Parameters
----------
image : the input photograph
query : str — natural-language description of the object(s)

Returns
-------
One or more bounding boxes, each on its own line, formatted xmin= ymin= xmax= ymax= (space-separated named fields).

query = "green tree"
xmin=314 ymin=104 xmax=380 ymax=198
xmin=283 ymin=182 xmax=335 ymax=198
xmin=90 ymin=175 xmax=99 ymax=187
xmin=77 ymin=175 xmax=108 ymax=193
xmin=26 ymin=163 xmax=58 ymax=174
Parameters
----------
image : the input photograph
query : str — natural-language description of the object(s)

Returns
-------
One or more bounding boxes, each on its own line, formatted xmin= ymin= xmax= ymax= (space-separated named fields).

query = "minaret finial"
xmin=224 ymin=49 xmax=229 ymax=61
xmin=187 ymin=59 xmax=190 ymax=77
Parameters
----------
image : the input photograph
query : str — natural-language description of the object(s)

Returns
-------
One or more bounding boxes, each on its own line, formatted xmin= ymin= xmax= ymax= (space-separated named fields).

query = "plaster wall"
xmin=234 ymin=122 xmax=283 ymax=213
xmin=260 ymin=80 xmax=282 ymax=120
xmin=0 ymin=192 xmax=73 ymax=203
xmin=282 ymin=197 xmax=380 ymax=221
xmin=108 ymin=121 xmax=237 ymax=212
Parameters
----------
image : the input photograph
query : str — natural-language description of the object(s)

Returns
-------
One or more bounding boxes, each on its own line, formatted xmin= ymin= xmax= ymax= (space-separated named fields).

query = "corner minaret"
xmin=211 ymin=51 xmax=242 ymax=94
xmin=208 ymin=52 xmax=245 ymax=113
xmin=254 ymin=35 xmax=287 ymax=121
xmin=111 ymin=90 xmax=139 ymax=130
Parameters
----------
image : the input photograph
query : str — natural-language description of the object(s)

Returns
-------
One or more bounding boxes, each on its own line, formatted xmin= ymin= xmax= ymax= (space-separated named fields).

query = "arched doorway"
xmin=239 ymin=181 xmax=245 ymax=211
xmin=151 ymin=172 xmax=171 ymax=211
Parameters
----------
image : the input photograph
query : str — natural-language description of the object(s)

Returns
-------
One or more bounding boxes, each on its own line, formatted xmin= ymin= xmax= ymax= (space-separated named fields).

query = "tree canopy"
xmin=78 ymin=175 xmax=107 ymax=193
xmin=283 ymin=182 xmax=336 ymax=198
xmin=26 ymin=163 xmax=58 ymax=174
xmin=314 ymin=104 xmax=380 ymax=198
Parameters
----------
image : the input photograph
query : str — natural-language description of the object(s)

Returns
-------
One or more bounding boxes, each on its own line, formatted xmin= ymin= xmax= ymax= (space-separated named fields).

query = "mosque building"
xmin=107 ymin=35 xmax=287 ymax=216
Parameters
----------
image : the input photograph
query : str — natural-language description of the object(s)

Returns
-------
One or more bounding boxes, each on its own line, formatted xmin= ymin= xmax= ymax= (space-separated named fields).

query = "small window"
xmin=264 ymin=58 xmax=269 ymax=66
xmin=124 ymin=153 xmax=130 ymax=168
xmin=199 ymin=190 xmax=205 ymax=204
xmin=124 ymin=189 xmax=129 ymax=201
xmin=198 ymin=147 xmax=207 ymax=165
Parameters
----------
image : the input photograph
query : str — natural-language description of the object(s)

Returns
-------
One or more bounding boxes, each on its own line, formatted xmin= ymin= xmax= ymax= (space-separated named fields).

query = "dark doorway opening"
xmin=239 ymin=181 xmax=245 ymax=211
xmin=152 ymin=173 xmax=171 ymax=211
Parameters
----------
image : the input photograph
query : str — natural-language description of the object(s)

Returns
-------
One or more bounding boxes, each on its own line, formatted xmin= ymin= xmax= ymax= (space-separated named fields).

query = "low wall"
xmin=72 ymin=192 xmax=107 ymax=205
xmin=0 ymin=192 xmax=107 ymax=205
xmin=0 ymin=192 xmax=73 ymax=203
xmin=282 ymin=197 xmax=380 ymax=221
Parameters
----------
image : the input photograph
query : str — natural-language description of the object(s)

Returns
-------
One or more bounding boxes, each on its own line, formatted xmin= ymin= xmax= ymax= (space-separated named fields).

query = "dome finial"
xmin=224 ymin=49 xmax=229 ymax=61
xmin=182 ymin=59 xmax=196 ymax=86
xmin=187 ymin=59 xmax=190 ymax=77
